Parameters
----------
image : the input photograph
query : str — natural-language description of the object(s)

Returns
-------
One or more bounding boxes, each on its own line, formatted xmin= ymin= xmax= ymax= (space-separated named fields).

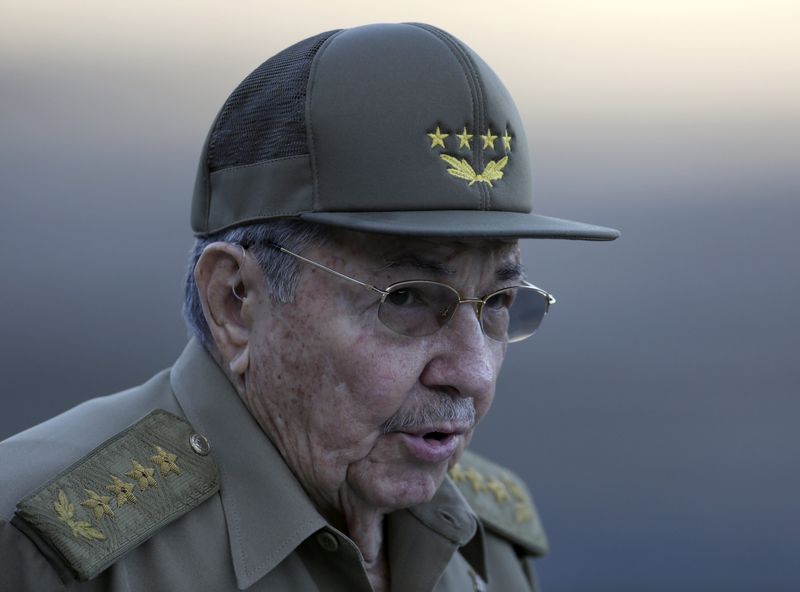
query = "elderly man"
xmin=0 ymin=23 xmax=618 ymax=592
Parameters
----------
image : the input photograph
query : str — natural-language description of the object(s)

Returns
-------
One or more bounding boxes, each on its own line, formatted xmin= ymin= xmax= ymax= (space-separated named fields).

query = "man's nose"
xmin=419 ymin=303 xmax=500 ymax=399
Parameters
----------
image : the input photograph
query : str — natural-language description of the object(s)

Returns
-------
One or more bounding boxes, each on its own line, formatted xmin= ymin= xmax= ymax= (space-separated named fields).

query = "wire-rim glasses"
xmin=252 ymin=242 xmax=555 ymax=343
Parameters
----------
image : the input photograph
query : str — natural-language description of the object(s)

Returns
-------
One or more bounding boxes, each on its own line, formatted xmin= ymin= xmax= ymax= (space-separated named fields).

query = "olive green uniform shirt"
xmin=0 ymin=340 xmax=545 ymax=591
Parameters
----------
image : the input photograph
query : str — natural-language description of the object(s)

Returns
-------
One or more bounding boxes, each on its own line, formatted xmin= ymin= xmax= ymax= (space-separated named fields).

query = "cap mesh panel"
xmin=207 ymin=29 xmax=339 ymax=172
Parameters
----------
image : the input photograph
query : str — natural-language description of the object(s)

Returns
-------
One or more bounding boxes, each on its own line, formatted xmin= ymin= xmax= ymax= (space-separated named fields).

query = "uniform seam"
xmin=210 ymin=153 xmax=310 ymax=174
xmin=305 ymin=30 xmax=345 ymax=213
xmin=410 ymin=23 xmax=482 ymax=209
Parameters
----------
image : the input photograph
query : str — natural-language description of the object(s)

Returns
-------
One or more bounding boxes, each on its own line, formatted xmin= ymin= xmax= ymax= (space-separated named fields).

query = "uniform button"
xmin=316 ymin=531 xmax=339 ymax=552
xmin=189 ymin=433 xmax=211 ymax=455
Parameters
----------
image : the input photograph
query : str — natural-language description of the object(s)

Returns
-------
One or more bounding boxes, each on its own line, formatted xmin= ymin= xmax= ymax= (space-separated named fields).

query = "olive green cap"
xmin=191 ymin=23 xmax=619 ymax=240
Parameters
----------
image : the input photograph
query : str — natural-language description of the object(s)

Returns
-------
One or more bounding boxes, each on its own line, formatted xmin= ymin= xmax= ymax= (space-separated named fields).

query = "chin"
xmin=355 ymin=463 xmax=450 ymax=510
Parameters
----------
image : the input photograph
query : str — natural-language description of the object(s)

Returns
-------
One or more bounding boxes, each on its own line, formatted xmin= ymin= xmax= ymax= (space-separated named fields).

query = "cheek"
xmin=474 ymin=346 xmax=503 ymax=420
xmin=328 ymin=334 xmax=429 ymax=424
xmin=263 ymin=306 xmax=430 ymax=433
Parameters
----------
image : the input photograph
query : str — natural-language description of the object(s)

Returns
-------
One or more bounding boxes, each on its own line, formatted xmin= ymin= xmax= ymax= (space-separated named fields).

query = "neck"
xmin=327 ymin=492 xmax=390 ymax=592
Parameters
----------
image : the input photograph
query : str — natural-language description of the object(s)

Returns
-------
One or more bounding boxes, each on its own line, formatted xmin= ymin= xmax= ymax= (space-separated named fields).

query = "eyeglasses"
xmin=252 ymin=242 xmax=556 ymax=343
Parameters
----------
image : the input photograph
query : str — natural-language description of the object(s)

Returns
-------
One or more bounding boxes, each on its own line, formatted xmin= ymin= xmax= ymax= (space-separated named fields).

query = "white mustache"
xmin=381 ymin=394 xmax=476 ymax=434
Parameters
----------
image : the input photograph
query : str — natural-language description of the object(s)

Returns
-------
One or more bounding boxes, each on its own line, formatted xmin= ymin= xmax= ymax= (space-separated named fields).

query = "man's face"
xmin=242 ymin=230 xmax=520 ymax=516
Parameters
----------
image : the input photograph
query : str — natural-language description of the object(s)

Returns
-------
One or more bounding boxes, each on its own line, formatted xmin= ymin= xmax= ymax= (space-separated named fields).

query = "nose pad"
xmin=446 ymin=300 xmax=486 ymax=340
xmin=438 ymin=300 xmax=483 ymax=332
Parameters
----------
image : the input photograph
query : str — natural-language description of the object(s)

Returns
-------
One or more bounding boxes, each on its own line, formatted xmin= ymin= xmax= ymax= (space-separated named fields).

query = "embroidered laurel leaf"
xmin=439 ymin=153 xmax=463 ymax=169
xmin=54 ymin=490 xmax=74 ymax=521
xmin=72 ymin=520 xmax=106 ymax=541
xmin=482 ymin=156 xmax=508 ymax=182
xmin=440 ymin=154 xmax=477 ymax=182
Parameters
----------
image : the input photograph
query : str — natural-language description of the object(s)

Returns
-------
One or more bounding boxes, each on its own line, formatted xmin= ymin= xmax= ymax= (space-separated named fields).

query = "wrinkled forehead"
xmin=330 ymin=229 xmax=522 ymax=279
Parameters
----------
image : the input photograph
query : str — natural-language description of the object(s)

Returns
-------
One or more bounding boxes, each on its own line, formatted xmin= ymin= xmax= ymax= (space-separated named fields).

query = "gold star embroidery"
xmin=449 ymin=462 xmax=466 ymax=482
xmin=500 ymin=473 xmax=527 ymax=503
xmin=106 ymin=475 xmax=137 ymax=506
xmin=481 ymin=128 xmax=498 ymax=150
xmin=81 ymin=489 xmax=114 ymax=522
xmin=126 ymin=460 xmax=158 ymax=491
xmin=456 ymin=127 xmax=473 ymax=149
xmin=465 ymin=467 xmax=486 ymax=493
xmin=501 ymin=130 xmax=512 ymax=151
xmin=514 ymin=501 xmax=535 ymax=524
xmin=486 ymin=477 xmax=510 ymax=503
xmin=81 ymin=489 xmax=114 ymax=521
xmin=150 ymin=445 xmax=181 ymax=476
xmin=427 ymin=126 xmax=449 ymax=149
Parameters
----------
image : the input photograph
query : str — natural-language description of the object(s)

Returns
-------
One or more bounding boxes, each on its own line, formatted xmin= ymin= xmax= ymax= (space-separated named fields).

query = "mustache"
xmin=381 ymin=393 xmax=476 ymax=434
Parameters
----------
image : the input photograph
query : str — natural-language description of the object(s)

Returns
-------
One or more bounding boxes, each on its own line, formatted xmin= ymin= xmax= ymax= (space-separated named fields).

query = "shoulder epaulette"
xmin=12 ymin=409 xmax=218 ymax=581
xmin=449 ymin=449 xmax=548 ymax=556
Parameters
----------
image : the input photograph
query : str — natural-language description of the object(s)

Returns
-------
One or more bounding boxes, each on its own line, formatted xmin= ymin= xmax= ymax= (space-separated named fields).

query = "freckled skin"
xmin=236 ymin=231 xmax=519 ymax=586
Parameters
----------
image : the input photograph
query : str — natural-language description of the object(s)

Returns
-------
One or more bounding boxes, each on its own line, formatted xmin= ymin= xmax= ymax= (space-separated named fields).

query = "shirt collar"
xmin=170 ymin=339 xmax=326 ymax=590
xmin=169 ymin=339 xmax=487 ymax=589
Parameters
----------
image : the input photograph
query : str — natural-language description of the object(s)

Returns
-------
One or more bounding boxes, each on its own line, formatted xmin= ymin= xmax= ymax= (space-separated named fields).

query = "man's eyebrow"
xmin=379 ymin=254 xmax=457 ymax=276
xmin=378 ymin=255 xmax=524 ymax=282
xmin=496 ymin=262 xmax=525 ymax=282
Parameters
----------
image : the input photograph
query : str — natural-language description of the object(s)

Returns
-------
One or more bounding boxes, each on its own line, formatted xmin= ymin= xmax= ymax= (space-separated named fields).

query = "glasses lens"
xmin=379 ymin=282 xmax=460 ymax=337
xmin=481 ymin=286 xmax=549 ymax=342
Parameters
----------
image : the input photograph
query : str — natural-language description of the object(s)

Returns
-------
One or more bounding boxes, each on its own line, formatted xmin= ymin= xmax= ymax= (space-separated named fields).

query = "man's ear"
xmin=194 ymin=242 xmax=256 ymax=379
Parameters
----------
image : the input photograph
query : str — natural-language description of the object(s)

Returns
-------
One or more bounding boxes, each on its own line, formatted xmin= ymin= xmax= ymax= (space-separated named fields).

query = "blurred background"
xmin=2 ymin=1 xmax=798 ymax=590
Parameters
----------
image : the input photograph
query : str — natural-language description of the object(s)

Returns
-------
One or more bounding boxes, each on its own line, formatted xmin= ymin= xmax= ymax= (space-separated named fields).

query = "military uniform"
xmin=0 ymin=20 xmax=624 ymax=590
xmin=1 ymin=340 xmax=548 ymax=591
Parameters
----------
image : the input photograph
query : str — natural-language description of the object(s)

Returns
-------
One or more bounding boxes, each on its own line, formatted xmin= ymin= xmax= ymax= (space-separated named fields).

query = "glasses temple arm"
xmin=269 ymin=243 xmax=387 ymax=296
xmin=521 ymin=279 xmax=556 ymax=305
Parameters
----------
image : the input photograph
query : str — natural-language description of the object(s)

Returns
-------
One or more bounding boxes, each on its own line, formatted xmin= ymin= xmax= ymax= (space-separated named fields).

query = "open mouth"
xmin=397 ymin=429 xmax=462 ymax=462
xmin=423 ymin=431 xmax=451 ymax=442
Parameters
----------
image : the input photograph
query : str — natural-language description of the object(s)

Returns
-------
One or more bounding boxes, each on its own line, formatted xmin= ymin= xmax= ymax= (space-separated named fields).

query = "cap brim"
xmin=301 ymin=210 xmax=620 ymax=240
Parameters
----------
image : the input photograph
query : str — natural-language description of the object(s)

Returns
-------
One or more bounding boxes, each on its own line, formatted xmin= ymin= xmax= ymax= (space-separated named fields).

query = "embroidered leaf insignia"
xmin=440 ymin=154 xmax=478 ymax=183
xmin=70 ymin=520 xmax=106 ymax=540
xmin=54 ymin=489 xmax=106 ymax=541
xmin=439 ymin=154 xmax=509 ymax=187
xmin=480 ymin=156 xmax=508 ymax=185
xmin=54 ymin=489 xmax=75 ymax=522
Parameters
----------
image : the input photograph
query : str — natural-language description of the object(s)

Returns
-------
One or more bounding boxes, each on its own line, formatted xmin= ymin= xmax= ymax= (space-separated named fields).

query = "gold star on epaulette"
xmin=126 ymin=460 xmax=158 ymax=491
xmin=514 ymin=501 xmax=535 ymax=524
xmin=106 ymin=475 xmax=137 ymax=506
xmin=449 ymin=462 xmax=466 ymax=482
xmin=427 ymin=126 xmax=449 ymax=149
xmin=150 ymin=445 xmax=181 ymax=476
xmin=464 ymin=467 xmax=486 ymax=492
xmin=81 ymin=489 xmax=114 ymax=521
xmin=501 ymin=130 xmax=512 ymax=151
xmin=486 ymin=477 xmax=510 ymax=503
xmin=456 ymin=127 xmax=473 ymax=149
xmin=500 ymin=473 xmax=527 ymax=503
xmin=481 ymin=128 xmax=498 ymax=149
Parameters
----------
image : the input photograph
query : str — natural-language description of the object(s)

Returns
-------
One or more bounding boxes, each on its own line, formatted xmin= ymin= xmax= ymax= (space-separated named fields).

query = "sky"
xmin=1 ymin=1 xmax=798 ymax=590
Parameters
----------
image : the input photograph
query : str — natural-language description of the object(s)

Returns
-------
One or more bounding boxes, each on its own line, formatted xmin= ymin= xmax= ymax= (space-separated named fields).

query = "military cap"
xmin=191 ymin=22 xmax=620 ymax=240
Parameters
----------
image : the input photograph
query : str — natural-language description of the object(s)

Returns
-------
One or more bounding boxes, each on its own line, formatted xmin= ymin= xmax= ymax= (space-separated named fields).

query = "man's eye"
xmin=386 ymin=288 xmax=420 ymax=307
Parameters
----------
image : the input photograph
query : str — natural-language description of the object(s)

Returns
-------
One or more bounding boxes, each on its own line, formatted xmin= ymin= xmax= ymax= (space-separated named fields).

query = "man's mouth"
xmin=422 ymin=431 xmax=451 ymax=442
xmin=395 ymin=424 xmax=468 ymax=463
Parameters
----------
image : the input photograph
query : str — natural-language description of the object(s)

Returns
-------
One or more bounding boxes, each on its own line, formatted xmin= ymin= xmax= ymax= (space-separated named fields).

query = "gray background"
xmin=2 ymin=2 xmax=798 ymax=591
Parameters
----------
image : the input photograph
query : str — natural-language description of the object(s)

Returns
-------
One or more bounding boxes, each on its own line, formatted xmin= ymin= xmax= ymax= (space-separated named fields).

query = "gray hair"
xmin=182 ymin=219 xmax=331 ymax=349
